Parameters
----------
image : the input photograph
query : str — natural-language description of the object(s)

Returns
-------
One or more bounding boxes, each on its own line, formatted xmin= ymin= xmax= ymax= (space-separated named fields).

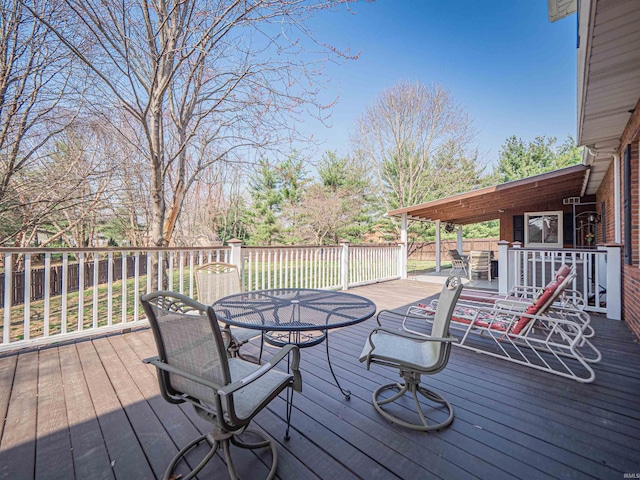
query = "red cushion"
xmin=554 ymin=264 xmax=571 ymax=281
xmin=512 ymin=277 xmax=563 ymax=335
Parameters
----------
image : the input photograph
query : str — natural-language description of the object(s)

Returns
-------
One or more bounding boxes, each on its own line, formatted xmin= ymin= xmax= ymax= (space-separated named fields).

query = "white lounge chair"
xmin=399 ymin=266 xmax=601 ymax=383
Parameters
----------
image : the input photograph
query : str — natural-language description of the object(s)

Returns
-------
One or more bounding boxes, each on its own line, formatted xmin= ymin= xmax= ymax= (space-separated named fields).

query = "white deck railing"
xmin=0 ymin=243 xmax=401 ymax=351
xmin=505 ymin=246 xmax=609 ymax=314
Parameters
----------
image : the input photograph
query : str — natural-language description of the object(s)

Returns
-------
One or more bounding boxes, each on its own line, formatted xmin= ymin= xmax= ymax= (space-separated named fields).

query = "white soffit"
xmin=578 ymin=0 xmax=640 ymax=149
xmin=578 ymin=0 xmax=640 ymax=195
xmin=548 ymin=0 xmax=578 ymax=22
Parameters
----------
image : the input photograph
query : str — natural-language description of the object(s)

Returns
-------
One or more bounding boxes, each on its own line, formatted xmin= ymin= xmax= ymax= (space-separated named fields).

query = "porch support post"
xmin=613 ymin=153 xmax=621 ymax=244
xmin=399 ymin=213 xmax=408 ymax=280
xmin=601 ymin=243 xmax=621 ymax=320
xmin=456 ymin=225 xmax=463 ymax=254
xmin=497 ymin=240 xmax=510 ymax=295
xmin=435 ymin=220 xmax=441 ymax=273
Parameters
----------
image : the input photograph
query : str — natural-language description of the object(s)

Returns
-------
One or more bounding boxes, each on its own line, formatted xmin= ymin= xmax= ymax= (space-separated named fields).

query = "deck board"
xmin=58 ymin=342 xmax=114 ymax=480
xmin=1 ymin=279 xmax=640 ymax=480
xmin=35 ymin=348 xmax=74 ymax=480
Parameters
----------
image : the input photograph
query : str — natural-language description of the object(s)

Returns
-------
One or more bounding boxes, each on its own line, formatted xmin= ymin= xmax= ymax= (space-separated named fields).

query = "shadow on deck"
xmin=1 ymin=280 xmax=639 ymax=479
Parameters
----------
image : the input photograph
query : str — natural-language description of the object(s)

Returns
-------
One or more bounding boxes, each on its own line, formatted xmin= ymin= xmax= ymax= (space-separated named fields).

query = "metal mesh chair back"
xmin=143 ymin=293 xmax=229 ymax=405
xmin=196 ymin=262 xmax=242 ymax=305
xmin=448 ymin=249 xmax=463 ymax=262
xmin=431 ymin=276 xmax=464 ymax=359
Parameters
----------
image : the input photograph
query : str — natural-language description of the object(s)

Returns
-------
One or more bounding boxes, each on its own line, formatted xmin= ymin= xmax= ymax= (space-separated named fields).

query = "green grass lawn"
xmin=407 ymin=259 xmax=453 ymax=274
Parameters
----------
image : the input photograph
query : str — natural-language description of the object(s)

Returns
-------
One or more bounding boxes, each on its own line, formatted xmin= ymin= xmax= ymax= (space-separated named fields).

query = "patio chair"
xmin=468 ymin=250 xmax=491 ymax=281
xmin=401 ymin=266 xmax=601 ymax=382
xmin=141 ymin=291 xmax=302 ymax=480
xmin=448 ymin=249 xmax=468 ymax=277
xmin=195 ymin=262 xmax=263 ymax=361
xmin=359 ymin=276 xmax=463 ymax=431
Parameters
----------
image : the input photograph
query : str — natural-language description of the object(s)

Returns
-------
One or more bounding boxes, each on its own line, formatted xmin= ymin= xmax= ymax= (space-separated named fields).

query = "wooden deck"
xmin=1 ymin=279 xmax=640 ymax=480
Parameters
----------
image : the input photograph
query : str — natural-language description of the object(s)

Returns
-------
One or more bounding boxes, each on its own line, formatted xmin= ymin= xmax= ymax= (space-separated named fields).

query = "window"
xmin=524 ymin=211 xmax=563 ymax=248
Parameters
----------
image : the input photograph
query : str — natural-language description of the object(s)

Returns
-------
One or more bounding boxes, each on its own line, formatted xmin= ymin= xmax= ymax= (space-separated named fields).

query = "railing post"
xmin=497 ymin=240 xmax=510 ymax=294
xmin=227 ymin=238 xmax=243 ymax=289
xmin=340 ymin=241 xmax=349 ymax=290
xmin=601 ymin=243 xmax=622 ymax=320
xmin=510 ymin=242 xmax=522 ymax=291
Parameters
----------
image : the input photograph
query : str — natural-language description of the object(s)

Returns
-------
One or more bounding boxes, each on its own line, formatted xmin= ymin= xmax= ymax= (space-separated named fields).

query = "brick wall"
xmin=596 ymin=96 xmax=640 ymax=335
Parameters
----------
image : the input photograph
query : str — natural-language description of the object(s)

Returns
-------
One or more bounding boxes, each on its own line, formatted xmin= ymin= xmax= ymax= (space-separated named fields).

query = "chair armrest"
xmin=218 ymin=344 xmax=301 ymax=397
xmin=370 ymin=326 xmax=458 ymax=344
xmin=143 ymin=356 xmax=222 ymax=390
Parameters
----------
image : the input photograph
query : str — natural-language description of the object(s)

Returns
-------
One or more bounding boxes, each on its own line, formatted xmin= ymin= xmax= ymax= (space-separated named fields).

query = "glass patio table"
xmin=213 ymin=288 xmax=376 ymax=399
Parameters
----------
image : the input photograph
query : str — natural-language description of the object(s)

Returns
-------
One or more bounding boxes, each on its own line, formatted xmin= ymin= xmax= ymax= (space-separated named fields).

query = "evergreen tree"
xmin=495 ymin=135 xmax=582 ymax=183
xmin=247 ymin=159 xmax=282 ymax=245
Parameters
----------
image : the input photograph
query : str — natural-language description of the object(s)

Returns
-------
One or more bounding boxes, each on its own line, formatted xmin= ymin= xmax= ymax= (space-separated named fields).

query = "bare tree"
xmin=288 ymin=184 xmax=363 ymax=244
xmin=0 ymin=0 xmax=78 ymax=223
xmin=351 ymin=81 xmax=477 ymax=228
xmin=32 ymin=0 xmax=357 ymax=251
xmin=174 ymin=160 xmax=247 ymax=246
xmin=4 ymin=121 xmax=117 ymax=249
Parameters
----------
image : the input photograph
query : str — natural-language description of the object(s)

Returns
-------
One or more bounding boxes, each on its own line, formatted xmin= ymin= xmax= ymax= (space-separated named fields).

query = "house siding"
xmin=597 ymin=97 xmax=640 ymax=335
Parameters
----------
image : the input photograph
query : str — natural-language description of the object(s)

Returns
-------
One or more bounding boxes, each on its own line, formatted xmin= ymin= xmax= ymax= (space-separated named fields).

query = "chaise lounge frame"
xmin=402 ymin=267 xmax=602 ymax=383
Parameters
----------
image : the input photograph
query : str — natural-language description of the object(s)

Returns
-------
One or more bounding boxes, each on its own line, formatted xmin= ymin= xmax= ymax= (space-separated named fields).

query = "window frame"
xmin=524 ymin=210 xmax=564 ymax=248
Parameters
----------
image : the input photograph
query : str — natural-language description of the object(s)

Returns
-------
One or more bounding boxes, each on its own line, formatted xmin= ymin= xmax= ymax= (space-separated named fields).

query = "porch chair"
xmin=359 ymin=276 xmax=463 ymax=431
xmin=401 ymin=265 xmax=601 ymax=382
xmin=141 ymin=291 xmax=301 ymax=480
xmin=195 ymin=262 xmax=263 ymax=361
xmin=448 ymin=249 xmax=468 ymax=277
xmin=468 ymin=250 xmax=491 ymax=281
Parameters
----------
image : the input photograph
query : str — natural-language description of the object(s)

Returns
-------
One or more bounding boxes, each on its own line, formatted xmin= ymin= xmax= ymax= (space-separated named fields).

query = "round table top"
xmin=213 ymin=288 xmax=376 ymax=332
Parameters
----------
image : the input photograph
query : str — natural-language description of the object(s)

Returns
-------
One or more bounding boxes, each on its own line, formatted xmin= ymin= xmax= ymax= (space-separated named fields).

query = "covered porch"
xmin=1 ymin=279 xmax=639 ymax=479
xmin=388 ymin=164 xmax=622 ymax=320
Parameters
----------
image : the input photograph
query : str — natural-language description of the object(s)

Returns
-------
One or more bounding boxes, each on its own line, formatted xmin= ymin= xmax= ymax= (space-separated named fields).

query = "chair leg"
xmin=162 ymin=432 xmax=218 ymax=480
xmin=231 ymin=428 xmax=279 ymax=479
xmin=372 ymin=372 xmax=454 ymax=432
xmin=164 ymin=427 xmax=278 ymax=480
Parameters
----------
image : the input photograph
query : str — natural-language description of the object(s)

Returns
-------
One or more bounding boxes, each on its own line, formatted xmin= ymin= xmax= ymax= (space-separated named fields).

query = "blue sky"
xmin=297 ymin=0 xmax=578 ymax=169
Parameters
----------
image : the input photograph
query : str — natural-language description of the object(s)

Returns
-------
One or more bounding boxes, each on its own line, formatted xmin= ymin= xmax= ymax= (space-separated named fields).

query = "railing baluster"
xmin=77 ymin=253 xmax=84 ymax=332
xmin=93 ymin=254 xmax=99 ymax=329
xmin=134 ymin=252 xmax=140 ymax=322
xmin=157 ymin=251 xmax=163 ymax=291
xmin=61 ymin=253 xmax=68 ymax=335
xmin=179 ymin=251 xmax=184 ymax=294
xmin=146 ymin=253 xmax=152 ymax=294
xmin=44 ymin=253 xmax=51 ymax=337
xmin=122 ymin=252 xmax=128 ymax=324
xmin=23 ymin=253 xmax=31 ymax=341
xmin=3 ymin=254 xmax=11 ymax=345
xmin=108 ymin=252 xmax=113 ymax=326
xmin=189 ymin=251 xmax=194 ymax=297
xmin=168 ymin=252 xmax=173 ymax=292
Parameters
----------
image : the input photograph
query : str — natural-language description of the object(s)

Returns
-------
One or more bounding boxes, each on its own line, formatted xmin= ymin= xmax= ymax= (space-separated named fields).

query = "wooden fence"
xmin=409 ymin=238 xmax=500 ymax=262
xmin=0 ymin=255 xmax=149 ymax=307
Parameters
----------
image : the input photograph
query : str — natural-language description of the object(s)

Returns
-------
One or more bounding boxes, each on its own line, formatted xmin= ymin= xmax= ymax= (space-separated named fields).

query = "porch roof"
xmin=386 ymin=164 xmax=589 ymax=225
